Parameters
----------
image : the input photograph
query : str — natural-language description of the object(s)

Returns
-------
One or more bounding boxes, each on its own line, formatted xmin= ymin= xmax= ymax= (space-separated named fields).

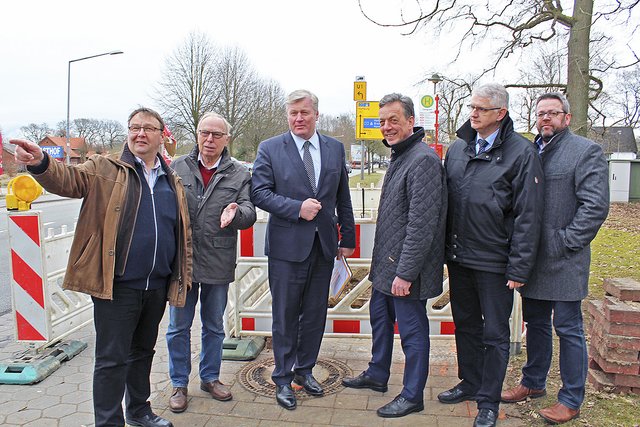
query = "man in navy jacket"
xmin=251 ymin=89 xmax=355 ymax=410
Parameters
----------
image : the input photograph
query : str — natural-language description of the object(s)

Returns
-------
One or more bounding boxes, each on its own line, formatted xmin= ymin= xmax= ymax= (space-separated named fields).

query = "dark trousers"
xmin=268 ymin=235 xmax=334 ymax=386
xmin=448 ymin=262 xmax=514 ymax=412
xmin=92 ymin=286 xmax=167 ymax=427
xmin=366 ymin=288 xmax=430 ymax=402
xmin=521 ymin=298 xmax=587 ymax=410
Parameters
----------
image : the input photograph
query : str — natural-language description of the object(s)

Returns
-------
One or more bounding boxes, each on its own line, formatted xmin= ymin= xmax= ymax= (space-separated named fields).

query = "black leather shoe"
xmin=275 ymin=384 xmax=297 ymax=410
xmin=341 ymin=371 xmax=388 ymax=392
xmin=437 ymin=383 xmax=477 ymax=404
xmin=126 ymin=413 xmax=173 ymax=427
xmin=473 ymin=408 xmax=498 ymax=427
xmin=376 ymin=395 xmax=424 ymax=418
xmin=294 ymin=374 xmax=323 ymax=396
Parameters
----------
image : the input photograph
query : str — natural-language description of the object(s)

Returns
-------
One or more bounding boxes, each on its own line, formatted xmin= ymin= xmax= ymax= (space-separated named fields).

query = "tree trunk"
xmin=566 ymin=0 xmax=593 ymax=136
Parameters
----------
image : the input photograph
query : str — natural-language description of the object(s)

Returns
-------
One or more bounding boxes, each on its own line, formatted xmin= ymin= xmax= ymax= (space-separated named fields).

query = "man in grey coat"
xmin=166 ymin=112 xmax=256 ymax=413
xmin=342 ymin=93 xmax=447 ymax=418
xmin=501 ymin=93 xmax=609 ymax=425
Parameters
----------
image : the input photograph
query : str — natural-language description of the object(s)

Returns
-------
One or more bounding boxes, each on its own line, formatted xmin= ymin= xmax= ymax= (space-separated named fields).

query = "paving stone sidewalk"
xmin=0 ymin=309 xmax=524 ymax=426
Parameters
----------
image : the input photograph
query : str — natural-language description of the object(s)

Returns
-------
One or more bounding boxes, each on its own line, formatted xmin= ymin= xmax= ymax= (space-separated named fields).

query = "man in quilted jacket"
xmin=342 ymin=93 xmax=447 ymax=418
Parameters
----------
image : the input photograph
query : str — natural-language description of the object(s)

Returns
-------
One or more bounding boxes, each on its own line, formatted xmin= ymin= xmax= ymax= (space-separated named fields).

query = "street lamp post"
xmin=66 ymin=50 xmax=123 ymax=165
xmin=428 ymin=73 xmax=443 ymax=157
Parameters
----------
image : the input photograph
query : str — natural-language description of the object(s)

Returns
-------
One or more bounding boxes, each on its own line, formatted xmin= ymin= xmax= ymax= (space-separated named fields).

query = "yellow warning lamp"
xmin=5 ymin=175 xmax=43 ymax=211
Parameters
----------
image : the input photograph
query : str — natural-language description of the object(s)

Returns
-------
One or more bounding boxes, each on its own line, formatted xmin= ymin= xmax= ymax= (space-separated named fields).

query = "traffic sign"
xmin=421 ymin=95 xmax=434 ymax=108
xmin=355 ymin=101 xmax=382 ymax=140
xmin=353 ymin=81 xmax=367 ymax=101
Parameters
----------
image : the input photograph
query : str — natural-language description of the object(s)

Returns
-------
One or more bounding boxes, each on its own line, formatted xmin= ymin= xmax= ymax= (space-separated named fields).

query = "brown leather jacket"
xmin=29 ymin=146 xmax=192 ymax=306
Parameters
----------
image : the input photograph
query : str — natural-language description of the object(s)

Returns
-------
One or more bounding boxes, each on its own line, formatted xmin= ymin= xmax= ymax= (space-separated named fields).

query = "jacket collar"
xmin=456 ymin=112 xmax=516 ymax=150
xmin=188 ymin=145 xmax=232 ymax=172
xmin=120 ymin=142 xmax=174 ymax=176
xmin=534 ymin=127 xmax=571 ymax=154
xmin=384 ymin=127 xmax=425 ymax=159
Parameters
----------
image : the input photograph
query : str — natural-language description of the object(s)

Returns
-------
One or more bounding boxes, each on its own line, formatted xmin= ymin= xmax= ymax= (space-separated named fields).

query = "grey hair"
xmin=379 ymin=93 xmax=415 ymax=118
xmin=473 ymin=83 xmax=509 ymax=109
xmin=198 ymin=112 xmax=232 ymax=136
xmin=286 ymin=89 xmax=319 ymax=112
xmin=536 ymin=92 xmax=571 ymax=114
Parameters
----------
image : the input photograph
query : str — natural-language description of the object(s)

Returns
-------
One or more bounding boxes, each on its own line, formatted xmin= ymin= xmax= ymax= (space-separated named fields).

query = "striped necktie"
xmin=477 ymin=139 xmax=489 ymax=155
xmin=303 ymin=140 xmax=317 ymax=194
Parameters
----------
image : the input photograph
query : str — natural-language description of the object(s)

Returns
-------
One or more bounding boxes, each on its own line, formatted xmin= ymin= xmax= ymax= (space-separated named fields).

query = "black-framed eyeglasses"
xmin=536 ymin=111 xmax=566 ymax=119
xmin=467 ymin=104 xmax=502 ymax=114
xmin=198 ymin=130 xmax=228 ymax=139
xmin=128 ymin=125 xmax=162 ymax=134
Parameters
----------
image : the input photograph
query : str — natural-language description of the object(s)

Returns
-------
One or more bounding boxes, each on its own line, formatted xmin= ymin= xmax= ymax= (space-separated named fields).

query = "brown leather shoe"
xmin=169 ymin=387 xmax=188 ymax=413
xmin=539 ymin=402 xmax=580 ymax=424
xmin=200 ymin=380 xmax=232 ymax=401
xmin=501 ymin=383 xmax=546 ymax=403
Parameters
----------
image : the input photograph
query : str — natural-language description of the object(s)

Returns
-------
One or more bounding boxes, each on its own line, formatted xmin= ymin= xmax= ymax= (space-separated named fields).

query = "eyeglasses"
xmin=198 ymin=130 xmax=227 ymax=139
xmin=536 ymin=111 xmax=566 ymax=119
xmin=467 ymin=104 xmax=502 ymax=114
xmin=128 ymin=125 xmax=162 ymax=134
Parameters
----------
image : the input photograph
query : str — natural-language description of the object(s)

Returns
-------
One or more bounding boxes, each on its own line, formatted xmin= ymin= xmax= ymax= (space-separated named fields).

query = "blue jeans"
xmin=521 ymin=298 xmax=587 ymax=410
xmin=166 ymin=282 xmax=229 ymax=387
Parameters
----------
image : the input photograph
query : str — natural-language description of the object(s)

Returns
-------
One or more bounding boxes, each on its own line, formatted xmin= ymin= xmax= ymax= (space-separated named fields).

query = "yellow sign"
xmin=355 ymin=101 xmax=383 ymax=140
xmin=353 ymin=81 xmax=367 ymax=101
xmin=421 ymin=95 xmax=434 ymax=108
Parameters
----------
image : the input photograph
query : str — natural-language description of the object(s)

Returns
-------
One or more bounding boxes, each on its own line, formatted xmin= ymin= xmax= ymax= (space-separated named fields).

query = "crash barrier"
xmin=1 ymin=211 xmax=89 ymax=384
xmin=228 ymin=210 xmax=524 ymax=352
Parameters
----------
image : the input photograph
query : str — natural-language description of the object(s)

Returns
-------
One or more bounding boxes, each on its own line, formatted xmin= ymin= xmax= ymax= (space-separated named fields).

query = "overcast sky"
xmin=2 ymin=0 xmax=638 ymax=140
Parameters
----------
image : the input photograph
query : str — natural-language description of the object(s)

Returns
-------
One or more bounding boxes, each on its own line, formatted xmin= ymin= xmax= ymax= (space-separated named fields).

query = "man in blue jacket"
xmin=501 ymin=92 xmax=609 ymax=425
xmin=438 ymin=83 xmax=544 ymax=427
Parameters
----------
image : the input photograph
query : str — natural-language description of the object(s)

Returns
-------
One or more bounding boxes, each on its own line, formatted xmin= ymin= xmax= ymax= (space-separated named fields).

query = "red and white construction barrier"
xmin=8 ymin=212 xmax=49 ymax=342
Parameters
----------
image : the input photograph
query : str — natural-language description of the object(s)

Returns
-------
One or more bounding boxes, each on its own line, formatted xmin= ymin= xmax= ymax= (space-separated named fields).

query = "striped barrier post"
xmin=8 ymin=211 xmax=50 ymax=342
xmin=1 ymin=210 xmax=87 ymax=384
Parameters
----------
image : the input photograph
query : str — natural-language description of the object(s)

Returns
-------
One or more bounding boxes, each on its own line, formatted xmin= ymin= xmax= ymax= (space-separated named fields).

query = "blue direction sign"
xmin=42 ymin=146 xmax=64 ymax=159
xmin=363 ymin=118 xmax=380 ymax=128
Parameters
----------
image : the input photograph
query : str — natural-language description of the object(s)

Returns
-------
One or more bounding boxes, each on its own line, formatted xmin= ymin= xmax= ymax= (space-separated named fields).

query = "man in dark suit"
xmin=251 ymin=89 xmax=356 ymax=410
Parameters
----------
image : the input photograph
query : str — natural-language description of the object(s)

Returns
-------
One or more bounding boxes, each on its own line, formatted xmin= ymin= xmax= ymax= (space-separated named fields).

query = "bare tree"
xmin=358 ymin=0 xmax=640 ymax=136
xmin=236 ymin=79 xmax=288 ymax=160
xmin=213 ymin=46 xmax=261 ymax=155
xmin=100 ymin=120 xmax=127 ymax=151
xmin=508 ymin=41 xmax=567 ymax=132
xmin=155 ymin=31 xmax=220 ymax=144
xmin=607 ymin=66 xmax=640 ymax=128
xmin=20 ymin=123 xmax=54 ymax=142
xmin=428 ymin=77 xmax=475 ymax=142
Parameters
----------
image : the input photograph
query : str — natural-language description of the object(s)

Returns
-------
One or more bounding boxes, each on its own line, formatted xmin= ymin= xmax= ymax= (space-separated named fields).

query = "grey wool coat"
xmin=369 ymin=127 xmax=447 ymax=300
xmin=521 ymin=128 xmax=609 ymax=301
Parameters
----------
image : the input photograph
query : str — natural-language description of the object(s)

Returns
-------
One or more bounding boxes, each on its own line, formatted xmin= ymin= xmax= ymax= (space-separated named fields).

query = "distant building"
xmin=589 ymin=127 xmax=637 ymax=158
xmin=39 ymin=136 xmax=89 ymax=164
xmin=1 ymin=143 xmax=21 ymax=176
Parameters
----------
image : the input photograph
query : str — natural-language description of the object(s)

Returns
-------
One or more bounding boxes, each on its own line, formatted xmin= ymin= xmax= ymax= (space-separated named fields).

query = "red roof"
xmin=39 ymin=136 xmax=87 ymax=157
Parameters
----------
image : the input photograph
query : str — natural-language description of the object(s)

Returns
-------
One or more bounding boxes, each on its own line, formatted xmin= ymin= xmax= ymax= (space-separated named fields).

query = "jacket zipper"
xmin=146 ymin=185 xmax=159 ymax=290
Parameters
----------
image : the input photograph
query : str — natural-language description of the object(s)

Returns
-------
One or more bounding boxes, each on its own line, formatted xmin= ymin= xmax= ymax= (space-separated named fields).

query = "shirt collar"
xmin=291 ymin=131 xmax=319 ymax=151
xmin=198 ymin=152 xmax=221 ymax=170
xmin=134 ymin=155 xmax=163 ymax=173
xmin=476 ymin=128 xmax=499 ymax=145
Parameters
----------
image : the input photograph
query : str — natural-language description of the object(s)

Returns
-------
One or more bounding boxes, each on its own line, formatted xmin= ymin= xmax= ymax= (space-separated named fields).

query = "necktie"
xmin=303 ymin=140 xmax=317 ymax=193
xmin=477 ymin=139 xmax=489 ymax=155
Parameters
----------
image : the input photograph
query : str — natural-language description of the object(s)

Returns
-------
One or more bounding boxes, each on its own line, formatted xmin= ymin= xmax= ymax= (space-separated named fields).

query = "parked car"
xmin=345 ymin=162 xmax=352 ymax=173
